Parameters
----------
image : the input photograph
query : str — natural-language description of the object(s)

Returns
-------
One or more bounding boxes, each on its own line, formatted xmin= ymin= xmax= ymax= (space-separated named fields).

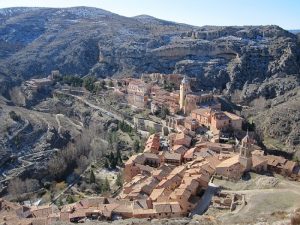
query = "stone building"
xmin=215 ymin=155 xmax=246 ymax=180
xmin=238 ymin=133 xmax=254 ymax=171
xmin=144 ymin=134 xmax=160 ymax=154
xmin=184 ymin=116 xmax=199 ymax=131
xmin=191 ymin=108 xmax=212 ymax=127
xmin=210 ymin=111 xmax=230 ymax=131
xmin=163 ymin=152 xmax=182 ymax=166
xmin=191 ymin=108 xmax=243 ymax=132
xmin=127 ymin=79 xmax=151 ymax=108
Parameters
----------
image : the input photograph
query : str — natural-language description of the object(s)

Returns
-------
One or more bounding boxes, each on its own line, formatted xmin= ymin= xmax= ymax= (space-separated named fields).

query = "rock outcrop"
xmin=0 ymin=7 xmax=299 ymax=96
xmin=0 ymin=7 xmax=300 ymax=153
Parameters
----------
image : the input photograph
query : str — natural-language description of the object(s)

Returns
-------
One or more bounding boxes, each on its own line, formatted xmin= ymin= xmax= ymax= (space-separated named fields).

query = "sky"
xmin=0 ymin=0 xmax=299 ymax=29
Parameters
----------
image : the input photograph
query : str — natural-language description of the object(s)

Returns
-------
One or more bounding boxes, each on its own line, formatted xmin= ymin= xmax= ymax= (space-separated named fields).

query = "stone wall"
xmin=134 ymin=117 xmax=162 ymax=133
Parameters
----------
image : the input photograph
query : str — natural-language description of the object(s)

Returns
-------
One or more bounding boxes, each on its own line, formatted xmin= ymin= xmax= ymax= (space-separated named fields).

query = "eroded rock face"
xmin=0 ymin=7 xmax=299 ymax=99
xmin=1 ymin=7 xmax=300 ymax=153
xmin=291 ymin=208 xmax=300 ymax=225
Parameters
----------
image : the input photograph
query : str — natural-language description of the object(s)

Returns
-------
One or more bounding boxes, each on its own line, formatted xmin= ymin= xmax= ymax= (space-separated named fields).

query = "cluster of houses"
xmin=1 ymin=73 xmax=300 ymax=224
xmin=121 ymin=130 xmax=300 ymax=217
xmin=114 ymin=73 xmax=244 ymax=142
xmin=123 ymin=73 xmax=215 ymax=115
xmin=1 ymin=127 xmax=299 ymax=224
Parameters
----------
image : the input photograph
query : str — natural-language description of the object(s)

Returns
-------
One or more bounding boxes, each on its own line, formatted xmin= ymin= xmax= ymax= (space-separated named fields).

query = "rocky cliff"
xmin=0 ymin=7 xmax=300 ymax=154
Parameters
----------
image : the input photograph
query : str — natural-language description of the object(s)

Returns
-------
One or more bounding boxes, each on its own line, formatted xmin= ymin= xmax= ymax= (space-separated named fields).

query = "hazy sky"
xmin=0 ymin=0 xmax=299 ymax=29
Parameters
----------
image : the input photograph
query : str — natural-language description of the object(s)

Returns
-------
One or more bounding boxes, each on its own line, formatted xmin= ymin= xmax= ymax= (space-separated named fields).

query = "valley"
xmin=0 ymin=5 xmax=299 ymax=225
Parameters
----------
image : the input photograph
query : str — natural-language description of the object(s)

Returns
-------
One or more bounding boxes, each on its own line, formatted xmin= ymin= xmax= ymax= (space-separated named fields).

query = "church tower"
xmin=179 ymin=76 xmax=189 ymax=112
xmin=238 ymin=132 xmax=254 ymax=171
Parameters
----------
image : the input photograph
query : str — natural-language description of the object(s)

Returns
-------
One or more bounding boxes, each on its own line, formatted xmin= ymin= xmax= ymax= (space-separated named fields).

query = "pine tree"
xmin=103 ymin=177 xmax=110 ymax=192
xmin=116 ymin=172 xmax=123 ymax=187
xmin=133 ymin=140 xmax=140 ymax=153
xmin=110 ymin=157 xmax=117 ymax=170
xmin=59 ymin=198 xmax=63 ymax=207
xmin=116 ymin=148 xmax=122 ymax=166
xmin=109 ymin=152 xmax=115 ymax=162
xmin=66 ymin=195 xmax=74 ymax=204
xmin=97 ymin=179 xmax=103 ymax=193
xmin=104 ymin=158 xmax=109 ymax=169
xmin=89 ymin=170 xmax=96 ymax=184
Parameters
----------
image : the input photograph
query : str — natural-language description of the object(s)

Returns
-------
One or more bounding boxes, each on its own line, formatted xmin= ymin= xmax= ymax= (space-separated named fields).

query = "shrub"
xmin=9 ymin=111 xmax=21 ymax=121
xmin=62 ymin=75 xmax=83 ymax=87
xmin=89 ymin=170 xmax=96 ymax=184
xmin=133 ymin=140 xmax=140 ymax=153
xmin=116 ymin=172 xmax=123 ymax=187
xmin=102 ymin=177 xmax=110 ymax=192
xmin=83 ymin=76 xmax=97 ymax=92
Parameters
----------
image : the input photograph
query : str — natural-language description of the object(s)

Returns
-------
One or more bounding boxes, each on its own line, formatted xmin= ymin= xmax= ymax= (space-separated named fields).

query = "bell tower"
xmin=238 ymin=132 xmax=254 ymax=171
xmin=179 ymin=76 xmax=189 ymax=112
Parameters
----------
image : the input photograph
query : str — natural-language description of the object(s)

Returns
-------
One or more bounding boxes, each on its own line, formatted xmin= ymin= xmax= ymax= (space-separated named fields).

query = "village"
xmin=1 ymin=73 xmax=300 ymax=225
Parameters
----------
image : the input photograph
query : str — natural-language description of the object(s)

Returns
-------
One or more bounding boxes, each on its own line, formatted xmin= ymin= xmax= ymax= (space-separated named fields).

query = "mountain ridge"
xmin=0 ymin=6 xmax=299 ymax=157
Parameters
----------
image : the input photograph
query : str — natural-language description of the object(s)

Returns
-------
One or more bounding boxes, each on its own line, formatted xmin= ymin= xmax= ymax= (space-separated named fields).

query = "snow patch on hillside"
xmin=0 ymin=7 xmax=38 ymax=16
xmin=54 ymin=7 xmax=112 ymax=18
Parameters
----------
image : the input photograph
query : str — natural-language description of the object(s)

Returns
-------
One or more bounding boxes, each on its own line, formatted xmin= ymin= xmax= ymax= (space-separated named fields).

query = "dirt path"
xmin=55 ymin=114 xmax=63 ymax=138
xmin=7 ymin=119 xmax=30 ymax=141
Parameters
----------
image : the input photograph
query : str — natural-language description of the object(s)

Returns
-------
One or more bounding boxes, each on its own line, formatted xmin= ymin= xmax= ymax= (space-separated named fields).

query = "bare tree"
xmin=8 ymin=178 xmax=26 ymax=201
xmin=9 ymin=87 xmax=26 ymax=106
xmin=25 ymin=179 xmax=40 ymax=193
xmin=7 ymin=178 xmax=40 ymax=201
xmin=76 ymin=129 xmax=92 ymax=156
xmin=48 ymin=156 xmax=67 ymax=179
xmin=230 ymin=90 xmax=242 ymax=104
xmin=251 ymin=96 xmax=269 ymax=111
xmin=75 ymin=155 xmax=89 ymax=175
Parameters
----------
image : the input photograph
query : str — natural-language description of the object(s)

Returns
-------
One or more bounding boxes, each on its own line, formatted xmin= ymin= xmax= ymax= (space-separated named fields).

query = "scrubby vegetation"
xmin=9 ymin=110 xmax=21 ymax=122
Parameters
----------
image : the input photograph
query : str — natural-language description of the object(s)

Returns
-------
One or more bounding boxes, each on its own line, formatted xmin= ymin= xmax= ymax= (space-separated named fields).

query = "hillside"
xmin=0 ymin=6 xmax=300 ymax=153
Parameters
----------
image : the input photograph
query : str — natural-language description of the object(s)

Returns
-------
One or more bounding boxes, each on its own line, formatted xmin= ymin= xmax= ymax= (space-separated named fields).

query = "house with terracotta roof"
xmin=144 ymin=133 xmax=160 ymax=154
xmin=191 ymin=108 xmax=212 ymax=127
xmin=151 ymin=164 xmax=175 ymax=181
xmin=183 ymin=147 xmax=197 ymax=162
xmin=173 ymin=132 xmax=192 ymax=147
xmin=124 ymin=154 xmax=145 ymax=182
xmin=143 ymin=153 xmax=160 ymax=167
xmin=157 ymin=174 xmax=182 ymax=190
xmin=149 ymin=188 xmax=168 ymax=202
xmin=169 ymin=165 xmax=187 ymax=178
xmin=215 ymin=155 xmax=246 ymax=180
xmin=251 ymin=155 xmax=268 ymax=173
xmin=223 ymin=111 xmax=243 ymax=130
xmin=163 ymin=152 xmax=182 ymax=166
xmin=196 ymin=142 xmax=234 ymax=153
xmin=184 ymin=116 xmax=199 ymax=131
xmin=127 ymin=79 xmax=151 ymax=108
xmin=171 ymin=145 xmax=188 ymax=156
xmin=210 ymin=111 xmax=230 ymax=131
xmin=169 ymin=188 xmax=191 ymax=211
xmin=265 ymin=155 xmax=297 ymax=176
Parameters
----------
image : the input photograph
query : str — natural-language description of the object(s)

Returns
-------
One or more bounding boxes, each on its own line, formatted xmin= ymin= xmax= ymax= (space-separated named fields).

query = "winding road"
xmin=0 ymin=149 xmax=59 ymax=184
